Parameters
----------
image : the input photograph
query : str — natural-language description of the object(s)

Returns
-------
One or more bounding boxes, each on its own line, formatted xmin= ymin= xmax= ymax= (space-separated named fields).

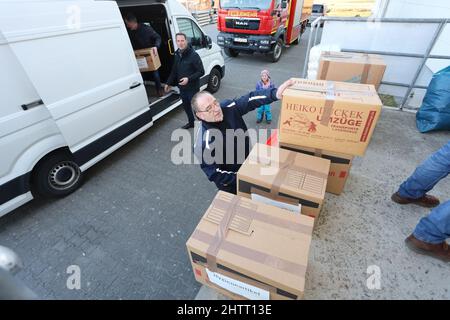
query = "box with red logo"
xmin=279 ymin=79 xmax=382 ymax=156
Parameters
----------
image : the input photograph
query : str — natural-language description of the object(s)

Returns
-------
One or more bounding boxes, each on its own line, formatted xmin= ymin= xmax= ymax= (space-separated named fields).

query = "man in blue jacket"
xmin=192 ymin=79 xmax=294 ymax=194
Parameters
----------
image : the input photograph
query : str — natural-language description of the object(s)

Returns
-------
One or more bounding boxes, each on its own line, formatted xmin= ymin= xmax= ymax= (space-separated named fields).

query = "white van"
xmin=0 ymin=0 xmax=225 ymax=217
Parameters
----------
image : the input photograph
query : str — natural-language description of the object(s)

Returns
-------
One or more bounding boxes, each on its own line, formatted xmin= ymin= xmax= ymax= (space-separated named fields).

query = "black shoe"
xmin=256 ymin=119 xmax=262 ymax=124
xmin=181 ymin=122 xmax=194 ymax=129
xmin=266 ymin=120 xmax=272 ymax=124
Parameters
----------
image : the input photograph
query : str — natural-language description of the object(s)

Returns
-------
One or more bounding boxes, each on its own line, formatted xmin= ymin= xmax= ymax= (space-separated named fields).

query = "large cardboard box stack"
xmin=279 ymin=142 xmax=353 ymax=195
xmin=237 ymin=143 xmax=330 ymax=218
xmin=317 ymin=51 xmax=386 ymax=89
xmin=134 ymin=48 xmax=161 ymax=72
xmin=186 ymin=191 xmax=314 ymax=300
xmin=279 ymin=78 xmax=383 ymax=157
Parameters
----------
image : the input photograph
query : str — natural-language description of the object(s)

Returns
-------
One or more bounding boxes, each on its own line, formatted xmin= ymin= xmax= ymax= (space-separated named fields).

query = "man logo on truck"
xmin=235 ymin=20 xmax=249 ymax=26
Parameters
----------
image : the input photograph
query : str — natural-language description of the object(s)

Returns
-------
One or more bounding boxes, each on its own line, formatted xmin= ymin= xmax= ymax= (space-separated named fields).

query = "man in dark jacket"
xmin=124 ymin=13 xmax=163 ymax=97
xmin=192 ymin=78 xmax=294 ymax=194
xmin=165 ymin=33 xmax=205 ymax=129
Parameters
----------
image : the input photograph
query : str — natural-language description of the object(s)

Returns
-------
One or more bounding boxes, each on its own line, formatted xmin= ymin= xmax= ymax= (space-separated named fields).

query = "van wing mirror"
xmin=205 ymin=35 xmax=212 ymax=49
xmin=281 ymin=0 xmax=288 ymax=9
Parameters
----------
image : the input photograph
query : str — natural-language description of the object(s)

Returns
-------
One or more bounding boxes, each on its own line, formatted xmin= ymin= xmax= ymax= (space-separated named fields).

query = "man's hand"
xmin=164 ymin=84 xmax=171 ymax=93
xmin=151 ymin=47 xmax=158 ymax=56
xmin=276 ymin=78 xmax=296 ymax=100
xmin=179 ymin=77 xmax=189 ymax=86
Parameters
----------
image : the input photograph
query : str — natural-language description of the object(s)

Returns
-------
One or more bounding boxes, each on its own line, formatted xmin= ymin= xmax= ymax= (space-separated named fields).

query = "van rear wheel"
xmin=32 ymin=152 xmax=83 ymax=198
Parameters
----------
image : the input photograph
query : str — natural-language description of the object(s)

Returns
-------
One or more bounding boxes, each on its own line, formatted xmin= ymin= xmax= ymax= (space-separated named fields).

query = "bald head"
xmin=191 ymin=91 xmax=223 ymax=122
xmin=191 ymin=91 xmax=214 ymax=113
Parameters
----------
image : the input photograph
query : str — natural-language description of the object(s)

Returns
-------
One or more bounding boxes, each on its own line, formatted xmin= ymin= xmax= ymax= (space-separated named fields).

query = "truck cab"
xmin=217 ymin=0 xmax=313 ymax=62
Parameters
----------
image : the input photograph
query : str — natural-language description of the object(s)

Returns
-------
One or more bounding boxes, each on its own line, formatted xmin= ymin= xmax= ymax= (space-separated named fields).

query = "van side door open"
xmin=1 ymin=1 xmax=150 ymax=155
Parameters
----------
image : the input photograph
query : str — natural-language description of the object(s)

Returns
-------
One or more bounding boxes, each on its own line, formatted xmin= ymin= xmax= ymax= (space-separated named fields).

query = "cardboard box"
xmin=237 ymin=143 xmax=330 ymax=218
xmin=134 ymin=48 xmax=161 ymax=72
xmin=279 ymin=78 xmax=382 ymax=156
xmin=279 ymin=142 xmax=353 ymax=195
xmin=318 ymin=51 xmax=386 ymax=89
xmin=186 ymin=191 xmax=314 ymax=300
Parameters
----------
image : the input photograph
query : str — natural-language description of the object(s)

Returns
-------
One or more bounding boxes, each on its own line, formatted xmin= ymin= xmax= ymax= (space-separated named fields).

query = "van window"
xmin=312 ymin=4 xmax=324 ymax=13
xmin=176 ymin=18 xmax=204 ymax=50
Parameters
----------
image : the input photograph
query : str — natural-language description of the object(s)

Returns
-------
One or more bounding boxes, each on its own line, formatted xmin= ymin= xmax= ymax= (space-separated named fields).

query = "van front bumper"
xmin=217 ymin=32 xmax=275 ymax=53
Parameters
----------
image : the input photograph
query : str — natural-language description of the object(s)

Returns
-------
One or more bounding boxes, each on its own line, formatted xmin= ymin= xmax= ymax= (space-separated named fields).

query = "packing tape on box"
xmin=205 ymin=196 xmax=240 ymax=272
xmin=320 ymin=52 xmax=371 ymax=84
xmin=320 ymin=81 xmax=335 ymax=126
xmin=248 ymin=152 xmax=328 ymax=181
xmin=198 ymin=194 xmax=310 ymax=278
xmin=290 ymin=79 xmax=336 ymax=127
xmin=247 ymin=151 xmax=327 ymax=203
xmin=194 ymin=229 xmax=308 ymax=278
xmin=361 ymin=61 xmax=371 ymax=84
xmin=314 ymin=149 xmax=323 ymax=157
xmin=207 ymin=195 xmax=313 ymax=235
xmin=270 ymin=152 xmax=296 ymax=197
xmin=320 ymin=59 xmax=330 ymax=80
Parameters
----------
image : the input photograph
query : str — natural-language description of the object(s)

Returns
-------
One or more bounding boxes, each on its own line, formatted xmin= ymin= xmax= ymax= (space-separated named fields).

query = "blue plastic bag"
xmin=416 ymin=65 xmax=450 ymax=133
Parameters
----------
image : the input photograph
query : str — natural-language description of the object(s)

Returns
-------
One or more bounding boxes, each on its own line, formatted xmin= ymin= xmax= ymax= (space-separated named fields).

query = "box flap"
xmin=321 ymin=51 xmax=386 ymax=65
xmin=238 ymin=144 xmax=330 ymax=203
xmin=187 ymin=191 xmax=314 ymax=297
xmin=284 ymin=78 xmax=382 ymax=106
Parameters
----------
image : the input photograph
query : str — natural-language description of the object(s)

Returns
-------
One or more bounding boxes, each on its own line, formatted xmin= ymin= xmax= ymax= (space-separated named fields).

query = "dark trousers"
xmin=143 ymin=70 xmax=162 ymax=92
xmin=180 ymin=90 xmax=196 ymax=124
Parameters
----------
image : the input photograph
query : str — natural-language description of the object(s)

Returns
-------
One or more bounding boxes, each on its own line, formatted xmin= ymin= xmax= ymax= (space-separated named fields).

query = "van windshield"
xmin=220 ymin=0 xmax=272 ymax=10
xmin=312 ymin=4 xmax=324 ymax=13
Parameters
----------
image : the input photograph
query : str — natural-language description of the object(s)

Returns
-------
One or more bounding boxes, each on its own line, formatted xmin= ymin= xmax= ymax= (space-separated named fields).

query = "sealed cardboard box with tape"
xmin=279 ymin=78 xmax=382 ymax=156
xmin=134 ymin=48 xmax=161 ymax=72
xmin=186 ymin=191 xmax=314 ymax=300
xmin=318 ymin=51 xmax=386 ymax=89
xmin=237 ymin=143 xmax=330 ymax=218
xmin=279 ymin=142 xmax=353 ymax=195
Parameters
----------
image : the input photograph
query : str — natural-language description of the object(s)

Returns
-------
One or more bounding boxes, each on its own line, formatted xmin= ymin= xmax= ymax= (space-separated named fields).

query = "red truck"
xmin=216 ymin=0 xmax=313 ymax=62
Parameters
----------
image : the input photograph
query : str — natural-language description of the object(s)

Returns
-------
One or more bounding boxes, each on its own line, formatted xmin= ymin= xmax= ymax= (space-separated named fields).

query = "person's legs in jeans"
xmin=264 ymin=105 xmax=272 ymax=122
xmin=398 ymin=141 xmax=450 ymax=199
xmin=413 ymin=200 xmax=450 ymax=244
xmin=180 ymin=90 xmax=195 ymax=125
xmin=256 ymin=106 xmax=264 ymax=122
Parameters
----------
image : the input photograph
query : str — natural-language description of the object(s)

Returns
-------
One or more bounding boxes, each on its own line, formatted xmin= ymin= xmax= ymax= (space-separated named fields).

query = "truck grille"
xmin=225 ymin=18 xmax=260 ymax=30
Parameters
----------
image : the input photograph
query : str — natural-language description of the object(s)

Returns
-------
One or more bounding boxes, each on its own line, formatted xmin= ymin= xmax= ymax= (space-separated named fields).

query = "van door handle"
xmin=129 ymin=82 xmax=142 ymax=89
xmin=21 ymin=99 xmax=43 ymax=111
xmin=168 ymin=39 xmax=174 ymax=55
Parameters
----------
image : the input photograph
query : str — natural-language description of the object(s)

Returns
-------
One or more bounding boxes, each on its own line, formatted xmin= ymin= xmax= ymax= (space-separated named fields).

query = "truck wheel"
xmin=301 ymin=21 xmax=308 ymax=34
xmin=271 ymin=39 xmax=283 ymax=62
xmin=206 ymin=68 xmax=221 ymax=93
xmin=292 ymin=37 xmax=299 ymax=45
xmin=224 ymin=48 xmax=239 ymax=57
xmin=32 ymin=151 xmax=83 ymax=198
